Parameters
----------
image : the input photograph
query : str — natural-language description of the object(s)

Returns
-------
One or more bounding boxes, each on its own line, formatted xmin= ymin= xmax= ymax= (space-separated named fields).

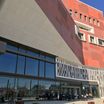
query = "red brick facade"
xmin=63 ymin=0 xmax=104 ymax=68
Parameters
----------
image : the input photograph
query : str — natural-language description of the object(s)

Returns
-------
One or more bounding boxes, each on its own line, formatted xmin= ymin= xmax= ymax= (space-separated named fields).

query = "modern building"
xmin=0 ymin=0 xmax=104 ymax=102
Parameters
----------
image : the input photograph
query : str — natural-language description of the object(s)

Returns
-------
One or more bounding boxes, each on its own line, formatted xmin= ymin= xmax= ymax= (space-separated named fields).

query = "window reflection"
xmin=27 ymin=51 xmax=39 ymax=57
xmin=46 ymin=63 xmax=55 ymax=78
xmin=0 ymin=77 xmax=15 ymax=100
xmin=7 ymin=44 xmax=18 ymax=51
xmin=25 ymin=58 xmax=38 ymax=76
xmin=46 ymin=56 xmax=55 ymax=62
xmin=0 ymin=43 xmax=55 ymax=78
xmin=91 ymin=85 xmax=99 ymax=97
xmin=38 ymin=81 xmax=57 ymax=100
xmin=0 ymin=41 xmax=58 ymax=101
xmin=39 ymin=61 xmax=45 ymax=77
xmin=17 ymin=78 xmax=31 ymax=97
xmin=0 ymin=52 xmax=17 ymax=73
xmin=0 ymin=52 xmax=55 ymax=78
xmin=19 ymin=48 xmax=26 ymax=53
xmin=40 ymin=54 xmax=45 ymax=59
xmin=17 ymin=55 xmax=25 ymax=74
xmin=81 ymin=84 xmax=99 ymax=98
xmin=31 ymin=80 xmax=38 ymax=98
xmin=0 ymin=76 xmax=100 ymax=101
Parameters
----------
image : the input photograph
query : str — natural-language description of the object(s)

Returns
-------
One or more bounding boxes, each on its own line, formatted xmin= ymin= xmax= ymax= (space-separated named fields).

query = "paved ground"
xmin=1 ymin=98 xmax=104 ymax=104
xmin=24 ymin=98 xmax=104 ymax=104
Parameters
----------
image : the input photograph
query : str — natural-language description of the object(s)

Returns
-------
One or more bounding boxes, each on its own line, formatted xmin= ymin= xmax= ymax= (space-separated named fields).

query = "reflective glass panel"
xmin=39 ymin=61 xmax=45 ymax=77
xmin=31 ymin=80 xmax=38 ymax=98
xmin=25 ymin=58 xmax=38 ymax=76
xmin=40 ymin=54 xmax=45 ymax=59
xmin=17 ymin=78 xmax=30 ymax=97
xmin=19 ymin=48 xmax=26 ymax=54
xmin=46 ymin=63 xmax=55 ymax=78
xmin=38 ymin=80 xmax=56 ymax=100
xmin=17 ymin=55 xmax=25 ymax=74
xmin=7 ymin=44 xmax=18 ymax=51
xmin=46 ymin=56 xmax=55 ymax=62
xmin=0 ymin=77 xmax=15 ymax=100
xmin=0 ymin=77 xmax=9 ymax=88
xmin=27 ymin=50 xmax=39 ymax=57
xmin=0 ymin=52 xmax=17 ymax=73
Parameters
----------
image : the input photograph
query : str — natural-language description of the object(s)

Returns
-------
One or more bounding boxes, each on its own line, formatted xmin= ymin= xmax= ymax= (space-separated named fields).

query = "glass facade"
xmin=17 ymin=55 xmax=25 ymax=74
xmin=46 ymin=63 xmax=55 ymax=78
xmin=0 ymin=76 xmax=82 ymax=101
xmin=0 ymin=43 xmax=55 ymax=78
xmin=25 ymin=58 xmax=38 ymax=76
xmin=0 ymin=76 xmax=99 ymax=101
xmin=0 ymin=52 xmax=17 ymax=73
xmin=0 ymin=40 xmax=56 ymax=101
xmin=39 ymin=61 xmax=45 ymax=77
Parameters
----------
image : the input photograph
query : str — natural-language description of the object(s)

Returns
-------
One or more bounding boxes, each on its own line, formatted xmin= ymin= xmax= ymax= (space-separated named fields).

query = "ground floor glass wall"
xmin=0 ymin=77 xmax=78 ymax=101
xmin=0 ymin=76 xmax=99 ymax=102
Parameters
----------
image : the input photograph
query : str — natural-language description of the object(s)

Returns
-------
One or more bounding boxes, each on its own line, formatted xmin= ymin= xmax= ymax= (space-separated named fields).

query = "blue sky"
xmin=80 ymin=0 xmax=104 ymax=12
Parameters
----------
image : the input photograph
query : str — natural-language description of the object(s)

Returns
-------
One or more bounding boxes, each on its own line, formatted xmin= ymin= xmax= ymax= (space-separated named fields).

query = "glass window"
xmin=39 ymin=61 xmax=45 ymax=77
xmin=0 ymin=77 xmax=15 ymax=100
xmin=82 ymin=85 xmax=90 ymax=95
xmin=31 ymin=80 xmax=38 ymax=98
xmin=98 ymin=39 xmax=104 ymax=46
xmin=27 ymin=50 xmax=39 ymax=57
xmin=38 ymin=81 xmax=46 ymax=99
xmin=38 ymin=80 xmax=56 ymax=100
xmin=46 ymin=56 xmax=55 ymax=62
xmin=40 ymin=54 xmax=45 ymax=60
xmin=46 ymin=63 xmax=55 ymax=78
xmin=16 ymin=78 xmax=30 ymax=97
xmin=19 ymin=48 xmax=26 ymax=54
xmin=0 ymin=77 xmax=9 ymax=88
xmin=7 ymin=44 xmax=18 ymax=51
xmin=90 ymin=36 xmax=96 ymax=44
xmin=17 ymin=55 xmax=25 ymax=74
xmin=92 ymin=85 xmax=99 ymax=97
xmin=6 ymin=78 xmax=15 ymax=89
xmin=17 ymin=78 xmax=30 ymax=90
xmin=25 ymin=58 xmax=38 ymax=76
xmin=89 ymin=35 xmax=97 ymax=44
xmin=0 ymin=52 xmax=17 ymax=73
xmin=78 ymin=32 xmax=86 ymax=41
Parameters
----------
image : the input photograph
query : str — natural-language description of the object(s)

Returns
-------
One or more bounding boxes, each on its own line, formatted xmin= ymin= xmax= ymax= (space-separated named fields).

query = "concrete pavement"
xmin=1 ymin=98 xmax=104 ymax=104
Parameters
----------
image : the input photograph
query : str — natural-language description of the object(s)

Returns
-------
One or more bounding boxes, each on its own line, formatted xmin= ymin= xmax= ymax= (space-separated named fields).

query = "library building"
xmin=0 ymin=0 xmax=104 ymax=102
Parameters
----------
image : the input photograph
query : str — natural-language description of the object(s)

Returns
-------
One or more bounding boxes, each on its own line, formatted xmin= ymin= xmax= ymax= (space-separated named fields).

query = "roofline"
xmin=77 ymin=0 xmax=103 ymax=14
